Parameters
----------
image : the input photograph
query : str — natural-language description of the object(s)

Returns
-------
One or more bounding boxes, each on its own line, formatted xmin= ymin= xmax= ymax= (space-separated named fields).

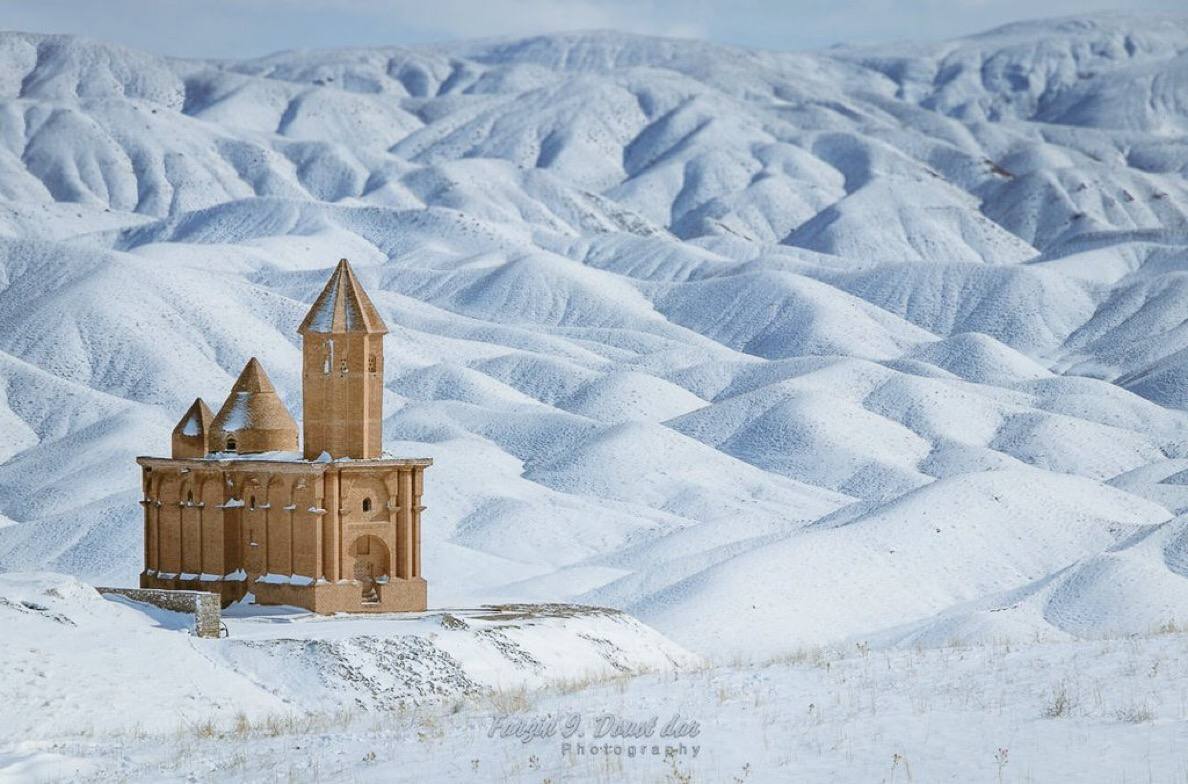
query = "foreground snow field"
xmin=9 ymin=623 xmax=1188 ymax=781
xmin=5 ymin=574 xmax=1188 ymax=783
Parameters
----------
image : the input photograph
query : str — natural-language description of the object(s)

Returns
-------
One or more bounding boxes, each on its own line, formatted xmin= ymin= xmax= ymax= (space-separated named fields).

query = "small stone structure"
xmin=96 ymin=586 xmax=222 ymax=638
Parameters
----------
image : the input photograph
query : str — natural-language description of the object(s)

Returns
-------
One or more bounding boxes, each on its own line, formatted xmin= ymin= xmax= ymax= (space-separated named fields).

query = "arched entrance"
xmin=350 ymin=535 xmax=390 ymax=604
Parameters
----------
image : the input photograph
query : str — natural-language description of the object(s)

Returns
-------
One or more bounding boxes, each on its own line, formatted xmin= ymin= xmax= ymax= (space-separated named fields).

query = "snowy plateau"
xmin=2 ymin=11 xmax=1188 ymax=782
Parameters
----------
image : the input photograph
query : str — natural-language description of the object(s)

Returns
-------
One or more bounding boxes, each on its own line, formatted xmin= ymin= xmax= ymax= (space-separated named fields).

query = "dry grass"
xmin=1042 ymin=682 xmax=1075 ymax=719
xmin=1114 ymin=703 xmax=1155 ymax=723
xmin=181 ymin=707 xmax=357 ymax=741
xmin=551 ymin=666 xmax=655 ymax=696
xmin=486 ymin=685 xmax=533 ymax=713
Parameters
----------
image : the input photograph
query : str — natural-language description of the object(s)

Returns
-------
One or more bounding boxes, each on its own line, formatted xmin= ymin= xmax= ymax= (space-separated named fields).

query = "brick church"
xmin=137 ymin=259 xmax=430 ymax=613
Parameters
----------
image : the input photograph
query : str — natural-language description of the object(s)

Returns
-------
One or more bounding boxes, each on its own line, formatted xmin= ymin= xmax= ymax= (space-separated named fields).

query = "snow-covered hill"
xmin=0 ymin=573 xmax=695 ymax=741
xmin=1 ymin=13 xmax=1187 ymax=656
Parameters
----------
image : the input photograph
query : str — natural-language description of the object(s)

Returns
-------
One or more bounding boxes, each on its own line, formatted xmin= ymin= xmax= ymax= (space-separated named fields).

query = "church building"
xmin=137 ymin=259 xmax=431 ymax=613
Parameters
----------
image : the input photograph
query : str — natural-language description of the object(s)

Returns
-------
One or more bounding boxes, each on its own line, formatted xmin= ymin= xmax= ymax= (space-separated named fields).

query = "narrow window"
xmin=362 ymin=497 xmax=372 ymax=513
xmin=249 ymin=495 xmax=256 ymax=511
xmin=186 ymin=490 xmax=194 ymax=504
xmin=368 ymin=355 xmax=377 ymax=373
xmin=339 ymin=358 xmax=349 ymax=375
xmin=226 ymin=438 xmax=237 ymax=452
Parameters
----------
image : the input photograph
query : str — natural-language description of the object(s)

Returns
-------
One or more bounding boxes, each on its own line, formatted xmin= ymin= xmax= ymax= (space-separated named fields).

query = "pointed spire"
xmin=209 ymin=358 xmax=299 ymax=454
xmin=171 ymin=398 xmax=214 ymax=458
xmin=229 ymin=357 xmax=275 ymax=394
xmin=298 ymin=258 xmax=388 ymax=336
xmin=173 ymin=398 xmax=213 ymax=437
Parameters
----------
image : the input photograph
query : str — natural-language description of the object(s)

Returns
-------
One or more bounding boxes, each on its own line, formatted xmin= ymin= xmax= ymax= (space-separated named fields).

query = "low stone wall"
xmin=95 ymin=586 xmax=222 ymax=638
xmin=140 ymin=571 xmax=246 ymax=606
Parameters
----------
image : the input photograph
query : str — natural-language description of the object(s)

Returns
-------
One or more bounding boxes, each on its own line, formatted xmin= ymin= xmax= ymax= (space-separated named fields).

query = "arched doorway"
xmin=350 ymin=535 xmax=390 ymax=604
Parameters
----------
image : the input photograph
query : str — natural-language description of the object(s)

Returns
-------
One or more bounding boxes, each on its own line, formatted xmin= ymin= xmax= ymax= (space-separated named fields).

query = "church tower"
xmin=298 ymin=258 xmax=388 ymax=460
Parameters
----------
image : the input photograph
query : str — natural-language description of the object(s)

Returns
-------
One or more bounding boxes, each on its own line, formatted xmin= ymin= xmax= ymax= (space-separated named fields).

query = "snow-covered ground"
xmin=7 ymin=572 xmax=1188 ymax=782
xmin=2 ymin=10 xmax=1188 ymax=781
xmin=0 ymin=573 xmax=695 ymax=732
xmin=91 ymin=637 xmax=1188 ymax=783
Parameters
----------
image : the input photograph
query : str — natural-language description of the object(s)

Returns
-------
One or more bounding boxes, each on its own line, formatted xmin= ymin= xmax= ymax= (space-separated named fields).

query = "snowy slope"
xmin=0 ymin=573 xmax=695 ymax=750
xmin=0 ymin=14 xmax=1187 ymax=655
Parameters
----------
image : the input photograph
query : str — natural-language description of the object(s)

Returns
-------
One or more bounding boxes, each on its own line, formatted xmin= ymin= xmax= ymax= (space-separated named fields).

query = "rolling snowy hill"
xmin=0 ymin=13 xmax=1187 ymax=656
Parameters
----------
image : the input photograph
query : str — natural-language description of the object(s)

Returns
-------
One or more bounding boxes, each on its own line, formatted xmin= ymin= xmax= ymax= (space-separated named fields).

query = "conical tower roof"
xmin=172 ymin=398 xmax=213 ymax=438
xmin=171 ymin=397 xmax=214 ymax=458
xmin=298 ymin=258 xmax=388 ymax=336
xmin=209 ymin=358 xmax=299 ymax=454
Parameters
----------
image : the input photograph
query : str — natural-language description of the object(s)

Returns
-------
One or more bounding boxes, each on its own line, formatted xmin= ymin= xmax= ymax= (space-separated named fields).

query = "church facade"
xmin=137 ymin=259 xmax=430 ymax=613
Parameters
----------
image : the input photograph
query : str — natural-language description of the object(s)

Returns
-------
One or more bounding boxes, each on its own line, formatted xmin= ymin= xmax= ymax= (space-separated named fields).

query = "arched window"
xmin=249 ymin=495 xmax=256 ymax=511
xmin=186 ymin=490 xmax=194 ymax=504
xmin=226 ymin=438 xmax=237 ymax=452
xmin=362 ymin=497 xmax=372 ymax=513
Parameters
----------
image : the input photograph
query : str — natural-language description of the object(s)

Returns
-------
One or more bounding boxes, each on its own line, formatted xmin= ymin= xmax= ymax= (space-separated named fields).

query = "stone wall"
xmin=96 ymin=586 xmax=222 ymax=638
xmin=140 ymin=571 xmax=247 ymax=606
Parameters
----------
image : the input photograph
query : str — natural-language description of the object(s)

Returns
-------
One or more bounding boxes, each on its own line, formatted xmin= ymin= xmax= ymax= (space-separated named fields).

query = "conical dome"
xmin=298 ymin=258 xmax=388 ymax=336
xmin=209 ymin=358 xmax=299 ymax=454
xmin=171 ymin=398 xmax=213 ymax=458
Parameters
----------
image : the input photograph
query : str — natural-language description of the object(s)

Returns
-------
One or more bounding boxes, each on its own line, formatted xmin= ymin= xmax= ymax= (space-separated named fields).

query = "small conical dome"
xmin=171 ymin=398 xmax=213 ymax=458
xmin=209 ymin=358 xmax=299 ymax=455
xmin=298 ymin=258 xmax=388 ymax=336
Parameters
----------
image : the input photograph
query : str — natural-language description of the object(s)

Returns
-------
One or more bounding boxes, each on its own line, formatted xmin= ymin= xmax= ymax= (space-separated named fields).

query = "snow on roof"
xmin=205 ymin=450 xmax=304 ymax=462
xmin=180 ymin=414 xmax=203 ymax=436
xmin=172 ymin=398 xmax=213 ymax=438
xmin=209 ymin=359 xmax=298 ymax=450
xmin=218 ymin=392 xmax=252 ymax=432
